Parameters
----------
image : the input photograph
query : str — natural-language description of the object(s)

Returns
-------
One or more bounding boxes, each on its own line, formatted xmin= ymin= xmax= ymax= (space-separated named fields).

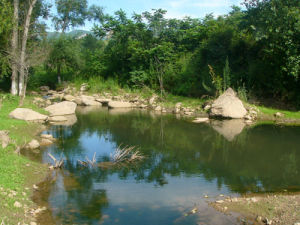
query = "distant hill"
xmin=47 ymin=30 xmax=93 ymax=39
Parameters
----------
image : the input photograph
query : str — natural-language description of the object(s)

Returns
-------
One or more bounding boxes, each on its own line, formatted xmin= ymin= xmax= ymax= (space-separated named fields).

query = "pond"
xmin=24 ymin=107 xmax=300 ymax=225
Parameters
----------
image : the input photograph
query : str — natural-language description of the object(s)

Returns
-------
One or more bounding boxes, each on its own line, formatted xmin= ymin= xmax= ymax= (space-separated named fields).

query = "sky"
xmin=46 ymin=0 xmax=245 ymax=31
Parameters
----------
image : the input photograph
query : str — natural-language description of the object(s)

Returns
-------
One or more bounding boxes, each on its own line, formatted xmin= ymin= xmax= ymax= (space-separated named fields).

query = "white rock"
xmin=192 ymin=118 xmax=209 ymax=123
xmin=14 ymin=201 xmax=22 ymax=208
xmin=63 ymin=94 xmax=76 ymax=101
xmin=108 ymin=101 xmax=132 ymax=108
xmin=45 ymin=101 xmax=77 ymax=116
xmin=40 ymin=139 xmax=53 ymax=146
xmin=274 ymin=112 xmax=284 ymax=118
xmin=40 ymin=134 xmax=55 ymax=141
xmin=149 ymin=95 xmax=158 ymax=105
xmin=9 ymin=108 xmax=48 ymax=123
xmin=175 ymin=102 xmax=182 ymax=108
xmin=81 ymin=95 xmax=102 ymax=106
xmin=210 ymin=88 xmax=247 ymax=119
xmin=26 ymin=139 xmax=40 ymax=149
xmin=155 ymin=106 xmax=162 ymax=111
xmin=204 ymin=105 xmax=211 ymax=111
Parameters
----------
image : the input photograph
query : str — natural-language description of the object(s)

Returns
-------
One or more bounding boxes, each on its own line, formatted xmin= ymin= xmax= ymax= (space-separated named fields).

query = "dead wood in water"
xmin=48 ymin=153 xmax=64 ymax=169
xmin=77 ymin=145 xmax=145 ymax=170
xmin=111 ymin=145 xmax=144 ymax=163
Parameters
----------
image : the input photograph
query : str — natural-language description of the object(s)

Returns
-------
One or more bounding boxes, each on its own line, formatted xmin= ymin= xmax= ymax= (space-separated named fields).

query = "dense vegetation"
xmin=0 ymin=0 xmax=299 ymax=107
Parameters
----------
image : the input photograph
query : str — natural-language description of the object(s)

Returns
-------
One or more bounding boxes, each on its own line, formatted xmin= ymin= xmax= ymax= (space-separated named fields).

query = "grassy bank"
xmin=0 ymin=95 xmax=48 ymax=224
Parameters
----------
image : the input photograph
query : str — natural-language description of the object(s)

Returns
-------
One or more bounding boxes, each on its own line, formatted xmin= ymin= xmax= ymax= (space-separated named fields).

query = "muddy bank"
xmin=211 ymin=193 xmax=300 ymax=225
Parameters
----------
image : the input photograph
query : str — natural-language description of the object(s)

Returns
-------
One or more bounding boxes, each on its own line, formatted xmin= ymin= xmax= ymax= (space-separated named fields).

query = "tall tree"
xmin=53 ymin=0 xmax=88 ymax=33
xmin=10 ymin=0 xmax=19 ymax=95
xmin=18 ymin=0 xmax=38 ymax=99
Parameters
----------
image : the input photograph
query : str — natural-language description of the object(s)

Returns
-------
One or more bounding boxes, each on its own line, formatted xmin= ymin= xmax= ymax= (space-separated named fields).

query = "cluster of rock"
xmin=7 ymin=85 xmax=263 ymax=149
xmin=25 ymin=134 xmax=56 ymax=150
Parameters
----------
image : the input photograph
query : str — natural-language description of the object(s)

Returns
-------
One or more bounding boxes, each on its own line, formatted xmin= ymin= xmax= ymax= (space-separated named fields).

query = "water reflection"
xmin=210 ymin=119 xmax=246 ymax=141
xmin=28 ymin=108 xmax=300 ymax=224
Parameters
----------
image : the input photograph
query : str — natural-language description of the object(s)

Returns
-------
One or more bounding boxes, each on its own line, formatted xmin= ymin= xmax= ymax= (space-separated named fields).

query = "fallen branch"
xmin=111 ymin=145 xmax=144 ymax=163
xmin=48 ymin=153 xmax=64 ymax=169
xmin=77 ymin=152 xmax=97 ymax=167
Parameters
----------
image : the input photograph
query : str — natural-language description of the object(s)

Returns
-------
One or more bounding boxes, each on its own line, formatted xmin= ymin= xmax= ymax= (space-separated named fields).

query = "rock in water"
xmin=80 ymin=95 xmax=102 ymax=106
xmin=26 ymin=139 xmax=40 ymax=149
xmin=40 ymin=138 xmax=53 ymax=146
xmin=45 ymin=101 xmax=77 ymax=116
xmin=210 ymin=88 xmax=247 ymax=119
xmin=192 ymin=118 xmax=209 ymax=123
xmin=9 ymin=108 xmax=48 ymax=123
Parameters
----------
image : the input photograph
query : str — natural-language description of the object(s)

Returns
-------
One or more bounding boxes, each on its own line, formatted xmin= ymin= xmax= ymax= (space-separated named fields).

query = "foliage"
xmin=1 ymin=0 xmax=300 ymax=107
xmin=53 ymin=0 xmax=88 ymax=32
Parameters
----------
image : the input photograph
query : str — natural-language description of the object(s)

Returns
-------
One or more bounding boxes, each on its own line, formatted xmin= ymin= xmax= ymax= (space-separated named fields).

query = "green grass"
xmin=256 ymin=105 xmax=300 ymax=119
xmin=0 ymin=94 xmax=48 ymax=224
xmin=72 ymin=76 xmax=122 ymax=95
xmin=161 ymin=93 xmax=206 ymax=109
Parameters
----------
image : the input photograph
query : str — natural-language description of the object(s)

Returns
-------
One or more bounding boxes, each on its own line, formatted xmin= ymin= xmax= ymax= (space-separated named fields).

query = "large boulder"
xmin=108 ymin=101 xmax=132 ymax=108
xmin=0 ymin=131 xmax=10 ymax=148
xmin=81 ymin=95 xmax=102 ymax=106
xmin=9 ymin=108 xmax=48 ymax=123
xmin=45 ymin=101 xmax=76 ymax=116
xmin=210 ymin=88 xmax=247 ymax=119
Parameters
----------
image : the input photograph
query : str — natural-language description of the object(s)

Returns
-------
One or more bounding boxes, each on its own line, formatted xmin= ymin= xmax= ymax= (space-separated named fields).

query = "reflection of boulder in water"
xmin=211 ymin=119 xmax=246 ymax=141
xmin=76 ymin=106 xmax=103 ymax=115
xmin=50 ymin=114 xmax=77 ymax=126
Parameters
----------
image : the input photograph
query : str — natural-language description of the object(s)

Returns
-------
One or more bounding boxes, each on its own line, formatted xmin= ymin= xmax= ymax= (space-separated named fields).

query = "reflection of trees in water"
xmin=50 ymin=110 xmax=300 ymax=193
xmin=48 ymin=166 xmax=109 ymax=224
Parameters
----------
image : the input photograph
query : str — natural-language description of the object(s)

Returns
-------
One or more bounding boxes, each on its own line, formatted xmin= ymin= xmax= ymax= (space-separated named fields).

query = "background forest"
xmin=0 ymin=0 xmax=299 ymax=108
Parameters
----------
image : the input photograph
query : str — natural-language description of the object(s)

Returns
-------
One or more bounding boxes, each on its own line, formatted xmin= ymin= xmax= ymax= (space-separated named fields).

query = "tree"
xmin=8 ymin=0 xmax=50 ymax=99
xmin=0 ymin=0 xmax=13 ymax=83
xmin=18 ymin=0 xmax=38 ymax=99
xmin=53 ymin=0 xmax=88 ymax=33
xmin=10 ymin=0 xmax=18 ymax=95
xmin=47 ymin=36 xmax=80 ymax=84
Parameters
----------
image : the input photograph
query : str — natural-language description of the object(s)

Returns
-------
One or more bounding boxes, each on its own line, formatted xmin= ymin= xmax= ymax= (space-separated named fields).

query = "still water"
xmin=26 ymin=107 xmax=300 ymax=225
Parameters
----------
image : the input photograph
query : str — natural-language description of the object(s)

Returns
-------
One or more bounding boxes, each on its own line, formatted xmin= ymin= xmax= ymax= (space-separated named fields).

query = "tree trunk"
xmin=57 ymin=64 xmax=61 ymax=84
xmin=11 ymin=0 xmax=19 ymax=96
xmin=19 ymin=0 xmax=37 ymax=97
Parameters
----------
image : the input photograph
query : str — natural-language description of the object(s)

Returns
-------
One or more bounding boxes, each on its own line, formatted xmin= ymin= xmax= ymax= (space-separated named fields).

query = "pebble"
xmin=216 ymin=200 xmax=224 ymax=204
xmin=30 ymin=222 xmax=37 ymax=225
xmin=294 ymin=223 xmax=300 ymax=225
xmin=14 ymin=201 xmax=22 ymax=208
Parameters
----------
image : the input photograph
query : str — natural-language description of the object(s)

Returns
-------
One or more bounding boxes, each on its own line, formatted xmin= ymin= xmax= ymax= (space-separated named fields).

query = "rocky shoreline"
xmin=1 ymin=85 xmax=300 ymax=224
